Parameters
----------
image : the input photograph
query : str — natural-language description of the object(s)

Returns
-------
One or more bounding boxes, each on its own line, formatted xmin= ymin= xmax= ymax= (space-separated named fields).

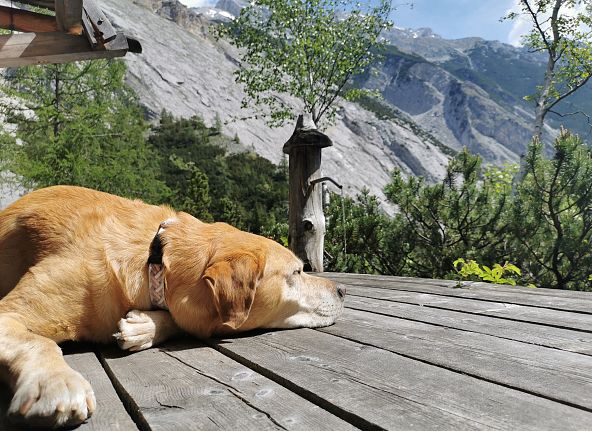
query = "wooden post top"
xmin=282 ymin=114 xmax=333 ymax=154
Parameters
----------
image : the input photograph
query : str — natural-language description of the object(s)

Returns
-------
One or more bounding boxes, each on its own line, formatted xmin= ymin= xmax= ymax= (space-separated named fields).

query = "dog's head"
xmin=160 ymin=217 xmax=345 ymax=337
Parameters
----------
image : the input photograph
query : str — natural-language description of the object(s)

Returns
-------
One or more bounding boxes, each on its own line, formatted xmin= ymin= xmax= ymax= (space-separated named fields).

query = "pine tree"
xmin=384 ymin=150 xmax=512 ymax=279
xmin=513 ymin=130 xmax=592 ymax=289
xmin=0 ymin=60 xmax=168 ymax=203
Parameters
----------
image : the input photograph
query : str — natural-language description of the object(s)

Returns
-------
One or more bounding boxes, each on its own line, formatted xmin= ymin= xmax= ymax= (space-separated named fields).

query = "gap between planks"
xmin=94 ymin=350 xmax=151 ymax=431
xmin=324 ymin=273 xmax=592 ymax=315
xmin=208 ymin=329 xmax=592 ymax=430
xmin=95 ymin=342 xmax=359 ymax=431
xmin=203 ymin=338 xmax=384 ymax=431
xmin=319 ymin=308 xmax=592 ymax=413
xmin=317 ymin=327 xmax=592 ymax=415
xmin=343 ymin=289 xmax=592 ymax=334
xmin=363 ymin=286 xmax=592 ymax=315
xmin=349 ymin=284 xmax=592 ymax=316
xmin=344 ymin=301 xmax=592 ymax=357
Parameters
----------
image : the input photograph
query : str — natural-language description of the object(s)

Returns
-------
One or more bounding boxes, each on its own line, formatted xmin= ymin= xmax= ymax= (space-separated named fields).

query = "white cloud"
xmin=506 ymin=8 xmax=530 ymax=46
xmin=506 ymin=0 xmax=591 ymax=46
xmin=178 ymin=0 xmax=217 ymax=7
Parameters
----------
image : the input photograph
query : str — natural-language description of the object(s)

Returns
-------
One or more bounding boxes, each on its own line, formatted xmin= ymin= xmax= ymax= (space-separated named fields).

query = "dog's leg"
xmin=114 ymin=310 xmax=181 ymax=351
xmin=0 ymin=313 xmax=96 ymax=428
xmin=0 ymin=255 xmax=105 ymax=428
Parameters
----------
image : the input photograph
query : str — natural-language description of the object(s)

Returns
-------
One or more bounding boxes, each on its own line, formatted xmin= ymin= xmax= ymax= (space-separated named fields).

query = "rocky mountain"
xmin=205 ymin=0 xmax=248 ymax=19
xmin=97 ymin=0 xmax=590 ymax=204
xmin=356 ymin=43 xmax=538 ymax=163
xmin=378 ymin=27 xmax=592 ymax=148
xmin=99 ymin=0 xmax=451 ymax=208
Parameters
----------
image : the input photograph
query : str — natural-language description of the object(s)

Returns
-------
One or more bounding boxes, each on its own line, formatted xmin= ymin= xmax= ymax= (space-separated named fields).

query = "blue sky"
xmin=391 ymin=0 xmax=517 ymax=43
xmin=179 ymin=0 xmax=523 ymax=45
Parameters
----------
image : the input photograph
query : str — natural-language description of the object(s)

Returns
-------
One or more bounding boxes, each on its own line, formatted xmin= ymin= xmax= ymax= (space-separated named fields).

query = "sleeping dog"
xmin=0 ymin=186 xmax=345 ymax=428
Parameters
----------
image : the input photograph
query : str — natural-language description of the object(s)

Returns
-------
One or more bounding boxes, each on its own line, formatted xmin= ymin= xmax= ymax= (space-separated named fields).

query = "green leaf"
xmin=224 ymin=0 xmax=392 ymax=127
xmin=453 ymin=258 xmax=466 ymax=269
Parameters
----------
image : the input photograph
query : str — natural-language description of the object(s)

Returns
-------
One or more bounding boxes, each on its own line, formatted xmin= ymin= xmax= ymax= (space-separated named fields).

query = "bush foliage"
xmin=148 ymin=112 xmax=288 ymax=234
xmin=0 ymin=60 xmax=168 ymax=203
xmin=326 ymin=129 xmax=592 ymax=291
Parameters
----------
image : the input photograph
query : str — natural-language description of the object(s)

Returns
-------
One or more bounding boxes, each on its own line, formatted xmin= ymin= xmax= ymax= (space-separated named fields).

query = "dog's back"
xmin=0 ymin=186 xmax=167 ymax=298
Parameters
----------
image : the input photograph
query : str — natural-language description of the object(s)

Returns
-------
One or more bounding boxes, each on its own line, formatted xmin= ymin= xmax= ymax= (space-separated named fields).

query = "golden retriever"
xmin=0 ymin=185 xmax=345 ymax=428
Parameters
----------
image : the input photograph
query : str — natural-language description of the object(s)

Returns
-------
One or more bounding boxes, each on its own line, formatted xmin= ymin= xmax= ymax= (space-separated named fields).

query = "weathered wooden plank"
xmin=344 ymin=294 xmax=592 ymax=355
xmin=324 ymin=273 xmax=592 ymax=314
xmin=82 ymin=0 xmax=116 ymax=43
xmin=55 ymin=0 xmax=83 ymax=34
xmin=99 ymin=340 xmax=356 ymax=431
xmin=210 ymin=329 xmax=592 ymax=431
xmin=0 ymin=6 xmax=58 ymax=33
xmin=0 ymin=351 xmax=136 ymax=431
xmin=321 ymin=308 xmax=592 ymax=410
xmin=343 ymin=285 xmax=592 ymax=332
xmin=63 ymin=352 xmax=137 ymax=430
xmin=0 ymin=32 xmax=127 ymax=67
xmin=81 ymin=6 xmax=97 ymax=47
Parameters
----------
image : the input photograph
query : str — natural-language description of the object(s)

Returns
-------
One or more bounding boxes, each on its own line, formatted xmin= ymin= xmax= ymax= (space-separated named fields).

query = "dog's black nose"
xmin=337 ymin=285 xmax=346 ymax=299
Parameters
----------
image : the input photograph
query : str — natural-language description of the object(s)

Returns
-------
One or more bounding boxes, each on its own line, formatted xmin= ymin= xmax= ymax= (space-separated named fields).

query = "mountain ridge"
xmin=100 ymin=0 xmax=591 ymax=206
xmin=102 ymin=0 xmax=452 ymax=208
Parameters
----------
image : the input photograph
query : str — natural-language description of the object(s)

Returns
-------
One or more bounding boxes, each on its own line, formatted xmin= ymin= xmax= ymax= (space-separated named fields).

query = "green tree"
xmin=222 ymin=0 xmax=392 ymax=126
xmin=225 ymin=151 xmax=288 ymax=232
xmin=168 ymin=154 xmax=213 ymax=221
xmin=505 ymin=0 xmax=592 ymax=139
xmin=148 ymin=113 xmax=288 ymax=234
xmin=325 ymin=189 xmax=393 ymax=273
xmin=0 ymin=60 xmax=168 ymax=203
xmin=512 ymin=129 xmax=592 ymax=290
xmin=149 ymin=112 xmax=224 ymax=219
xmin=326 ymin=134 xmax=592 ymax=291
xmin=222 ymin=0 xmax=391 ymax=271
xmin=384 ymin=150 xmax=513 ymax=279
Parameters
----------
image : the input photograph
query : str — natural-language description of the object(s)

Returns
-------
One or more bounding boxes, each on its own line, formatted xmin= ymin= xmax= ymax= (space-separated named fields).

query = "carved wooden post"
xmin=283 ymin=114 xmax=332 ymax=272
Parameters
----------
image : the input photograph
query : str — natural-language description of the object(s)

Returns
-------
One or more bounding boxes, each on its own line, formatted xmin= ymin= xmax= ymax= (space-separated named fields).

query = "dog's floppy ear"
xmin=203 ymin=252 xmax=265 ymax=329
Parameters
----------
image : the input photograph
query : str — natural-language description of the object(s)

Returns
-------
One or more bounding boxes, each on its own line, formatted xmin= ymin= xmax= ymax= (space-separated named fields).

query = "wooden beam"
xmin=55 ymin=0 xmax=83 ymax=34
xmin=283 ymin=114 xmax=333 ymax=272
xmin=0 ymin=32 xmax=128 ymax=67
xmin=104 ymin=32 xmax=129 ymax=52
xmin=82 ymin=0 xmax=116 ymax=44
xmin=0 ymin=6 xmax=58 ymax=33
xmin=81 ymin=11 xmax=97 ymax=47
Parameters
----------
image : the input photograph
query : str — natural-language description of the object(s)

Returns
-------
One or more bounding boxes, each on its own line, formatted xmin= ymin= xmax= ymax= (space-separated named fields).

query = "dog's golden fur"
xmin=0 ymin=186 xmax=344 ymax=428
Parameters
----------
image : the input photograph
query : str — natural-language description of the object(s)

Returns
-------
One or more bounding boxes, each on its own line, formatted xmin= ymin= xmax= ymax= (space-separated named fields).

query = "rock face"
xmin=379 ymin=27 xmax=592 ymax=146
xmin=213 ymin=0 xmax=248 ymax=18
xmin=131 ymin=0 xmax=211 ymax=36
xmin=362 ymin=55 xmax=537 ymax=163
xmin=102 ymin=0 xmax=451 ymax=207
xmin=98 ymin=0 xmax=592 ymax=206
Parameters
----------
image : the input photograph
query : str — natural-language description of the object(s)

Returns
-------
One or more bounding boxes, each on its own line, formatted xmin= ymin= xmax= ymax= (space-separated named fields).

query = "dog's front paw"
xmin=8 ymin=367 xmax=95 ymax=429
xmin=114 ymin=310 xmax=157 ymax=352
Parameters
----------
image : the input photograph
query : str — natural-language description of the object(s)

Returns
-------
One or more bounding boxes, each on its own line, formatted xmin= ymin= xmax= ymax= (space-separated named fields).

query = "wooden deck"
xmin=2 ymin=273 xmax=592 ymax=430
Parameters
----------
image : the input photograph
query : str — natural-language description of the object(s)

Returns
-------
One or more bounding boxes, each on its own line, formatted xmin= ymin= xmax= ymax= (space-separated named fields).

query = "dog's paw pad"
xmin=114 ymin=310 xmax=156 ymax=351
xmin=8 ymin=368 xmax=95 ymax=428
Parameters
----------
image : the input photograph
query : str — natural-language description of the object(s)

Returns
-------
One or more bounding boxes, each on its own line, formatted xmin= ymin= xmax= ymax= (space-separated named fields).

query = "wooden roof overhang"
xmin=0 ymin=0 xmax=141 ymax=67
